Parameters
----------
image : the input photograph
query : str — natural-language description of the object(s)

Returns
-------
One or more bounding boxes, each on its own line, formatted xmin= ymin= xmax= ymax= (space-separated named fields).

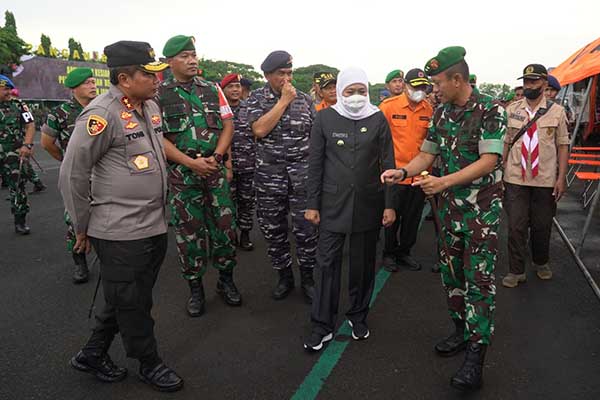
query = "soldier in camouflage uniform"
xmin=41 ymin=67 xmax=97 ymax=283
xmin=381 ymin=47 xmax=506 ymax=391
xmin=158 ymin=35 xmax=241 ymax=317
xmin=0 ymin=74 xmax=35 ymax=234
xmin=220 ymin=73 xmax=256 ymax=251
xmin=247 ymin=51 xmax=318 ymax=303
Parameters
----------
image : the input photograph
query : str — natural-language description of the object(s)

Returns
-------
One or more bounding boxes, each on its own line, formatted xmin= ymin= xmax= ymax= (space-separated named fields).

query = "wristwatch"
xmin=24 ymin=143 xmax=34 ymax=149
xmin=399 ymin=167 xmax=408 ymax=181
xmin=213 ymin=153 xmax=229 ymax=165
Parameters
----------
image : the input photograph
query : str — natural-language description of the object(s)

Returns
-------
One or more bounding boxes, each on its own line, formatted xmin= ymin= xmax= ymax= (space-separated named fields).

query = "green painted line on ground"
xmin=291 ymin=206 xmax=431 ymax=400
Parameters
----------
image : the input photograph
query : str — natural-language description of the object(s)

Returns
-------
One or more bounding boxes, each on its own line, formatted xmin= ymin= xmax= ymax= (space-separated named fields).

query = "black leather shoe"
xmin=300 ymin=269 xmax=315 ymax=304
xmin=14 ymin=215 xmax=30 ymax=235
xmin=272 ymin=268 xmax=294 ymax=300
xmin=139 ymin=363 xmax=184 ymax=392
xmin=217 ymin=271 xmax=242 ymax=306
xmin=450 ymin=342 xmax=487 ymax=391
xmin=187 ymin=279 xmax=205 ymax=317
xmin=72 ymin=253 xmax=89 ymax=284
xmin=382 ymin=255 xmax=399 ymax=272
xmin=239 ymin=230 xmax=254 ymax=251
xmin=435 ymin=319 xmax=467 ymax=357
xmin=397 ymin=254 xmax=422 ymax=271
xmin=70 ymin=350 xmax=128 ymax=383
xmin=31 ymin=181 xmax=47 ymax=194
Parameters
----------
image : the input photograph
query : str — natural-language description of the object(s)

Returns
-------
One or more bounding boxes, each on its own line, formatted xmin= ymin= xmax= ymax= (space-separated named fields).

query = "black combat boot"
xmin=300 ymin=268 xmax=315 ymax=304
xmin=450 ymin=342 xmax=487 ymax=391
xmin=239 ymin=230 xmax=254 ymax=251
xmin=272 ymin=268 xmax=294 ymax=300
xmin=217 ymin=270 xmax=242 ymax=306
xmin=434 ymin=319 xmax=467 ymax=357
xmin=32 ymin=181 xmax=47 ymax=193
xmin=72 ymin=252 xmax=89 ymax=284
xmin=187 ymin=278 xmax=205 ymax=317
xmin=14 ymin=215 xmax=30 ymax=235
xmin=71 ymin=332 xmax=127 ymax=383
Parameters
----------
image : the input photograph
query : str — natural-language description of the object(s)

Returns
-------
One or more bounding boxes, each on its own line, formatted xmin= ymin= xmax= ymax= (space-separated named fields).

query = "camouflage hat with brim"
xmin=104 ymin=40 xmax=168 ymax=73
xmin=424 ymin=46 xmax=466 ymax=76
xmin=64 ymin=68 xmax=93 ymax=88
xmin=163 ymin=35 xmax=196 ymax=58
xmin=385 ymin=69 xmax=404 ymax=83
xmin=518 ymin=63 xmax=547 ymax=80
xmin=0 ymin=74 xmax=15 ymax=89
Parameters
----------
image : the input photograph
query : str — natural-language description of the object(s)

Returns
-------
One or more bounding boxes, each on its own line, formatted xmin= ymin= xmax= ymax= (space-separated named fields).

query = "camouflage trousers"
xmin=22 ymin=159 xmax=42 ymax=185
xmin=231 ymin=171 xmax=255 ymax=232
xmin=438 ymin=219 xmax=498 ymax=345
xmin=64 ymin=210 xmax=76 ymax=252
xmin=256 ymin=186 xmax=318 ymax=271
xmin=169 ymin=170 xmax=237 ymax=281
xmin=0 ymin=149 xmax=29 ymax=217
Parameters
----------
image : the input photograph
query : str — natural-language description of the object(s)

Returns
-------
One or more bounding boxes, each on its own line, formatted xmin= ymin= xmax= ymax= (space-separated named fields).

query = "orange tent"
xmin=552 ymin=37 xmax=600 ymax=86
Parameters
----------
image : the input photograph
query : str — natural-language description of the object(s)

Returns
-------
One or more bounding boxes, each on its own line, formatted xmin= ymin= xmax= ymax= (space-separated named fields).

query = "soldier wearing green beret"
xmin=0 ymin=74 xmax=36 ymax=234
xmin=381 ymin=46 xmax=506 ymax=391
xmin=469 ymin=73 xmax=479 ymax=95
xmin=42 ymin=67 xmax=97 ymax=283
xmin=157 ymin=35 xmax=242 ymax=317
xmin=385 ymin=69 xmax=405 ymax=97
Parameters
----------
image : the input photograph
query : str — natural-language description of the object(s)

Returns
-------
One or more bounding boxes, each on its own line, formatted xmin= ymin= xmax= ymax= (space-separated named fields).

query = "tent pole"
xmin=570 ymin=77 xmax=594 ymax=149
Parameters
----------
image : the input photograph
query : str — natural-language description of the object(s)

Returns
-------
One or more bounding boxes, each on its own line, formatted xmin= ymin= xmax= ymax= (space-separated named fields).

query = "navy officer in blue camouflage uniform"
xmin=246 ymin=51 xmax=318 ymax=303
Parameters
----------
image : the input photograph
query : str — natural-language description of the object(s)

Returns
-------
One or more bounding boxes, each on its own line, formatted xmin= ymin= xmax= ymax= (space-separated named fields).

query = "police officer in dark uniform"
xmin=247 ymin=51 xmax=318 ymax=302
xmin=59 ymin=41 xmax=183 ymax=392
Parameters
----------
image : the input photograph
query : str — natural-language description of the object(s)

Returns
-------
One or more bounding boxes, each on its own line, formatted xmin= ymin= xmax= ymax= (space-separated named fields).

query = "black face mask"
xmin=523 ymin=87 xmax=542 ymax=100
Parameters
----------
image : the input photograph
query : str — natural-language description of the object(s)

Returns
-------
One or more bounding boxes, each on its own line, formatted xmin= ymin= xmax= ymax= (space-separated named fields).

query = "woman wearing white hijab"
xmin=303 ymin=67 xmax=396 ymax=351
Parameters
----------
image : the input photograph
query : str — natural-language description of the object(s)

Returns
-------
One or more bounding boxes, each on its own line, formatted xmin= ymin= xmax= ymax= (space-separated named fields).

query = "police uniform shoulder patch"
xmin=87 ymin=115 xmax=108 ymax=136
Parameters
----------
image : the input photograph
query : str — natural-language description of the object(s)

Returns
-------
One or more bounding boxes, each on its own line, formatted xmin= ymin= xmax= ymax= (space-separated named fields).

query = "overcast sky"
xmin=6 ymin=0 xmax=596 ymax=87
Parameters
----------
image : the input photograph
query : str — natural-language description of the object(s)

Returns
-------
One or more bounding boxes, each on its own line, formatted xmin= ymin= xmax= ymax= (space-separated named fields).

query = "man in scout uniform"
xmin=0 ymin=74 xmax=35 ymax=235
xmin=42 ymin=67 xmax=97 ymax=284
xmin=59 ymin=41 xmax=183 ymax=392
xmin=381 ymin=46 xmax=506 ymax=391
xmin=221 ymin=72 xmax=256 ymax=251
xmin=385 ymin=69 xmax=405 ymax=97
xmin=314 ymin=72 xmax=337 ymax=112
xmin=158 ymin=35 xmax=241 ymax=317
xmin=502 ymin=64 xmax=569 ymax=288
xmin=247 ymin=50 xmax=318 ymax=303
xmin=379 ymin=68 xmax=433 ymax=272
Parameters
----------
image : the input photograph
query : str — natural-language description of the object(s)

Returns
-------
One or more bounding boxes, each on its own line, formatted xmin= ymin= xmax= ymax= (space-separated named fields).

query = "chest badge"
xmin=336 ymin=139 xmax=345 ymax=146
xmin=120 ymin=111 xmax=133 ymax=120
xmin=133 ymin=155 xmax=149 ymax=170
xmin=125 ymin=121 xmax=139 ymax=130
xmin=86 ymin=115 xmax=108 ymax=136
xmin=360 ymin=127 xmax=367 ymax=133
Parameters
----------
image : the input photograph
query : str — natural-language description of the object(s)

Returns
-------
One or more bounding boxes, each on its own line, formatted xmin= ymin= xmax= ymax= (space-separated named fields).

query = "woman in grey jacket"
xmin=303 ymin=67 xmax=397 ymax=351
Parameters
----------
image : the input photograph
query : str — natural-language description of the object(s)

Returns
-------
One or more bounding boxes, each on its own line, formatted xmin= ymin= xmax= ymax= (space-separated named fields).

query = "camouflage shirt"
xmin=230 ymin=101 xmax=255 ymax=173
xmin=246 ymin=84 xmax=315 ymax=194
xmin=158 ymin=76 xmax=233 ymax=186
xmin=421 ymin=91 xmax=506 ymax=231
xmin=0 ymin=99 xmax=34 ymax=147
xmin=41 ymin=98 xmax=84 ymax=155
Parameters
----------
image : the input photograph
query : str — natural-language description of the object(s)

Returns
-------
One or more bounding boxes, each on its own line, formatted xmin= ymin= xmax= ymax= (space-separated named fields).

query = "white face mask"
xmin=408 ymin=88 xmax=426 ymax=103
xmin=342 ymin=94 xmax=368 ymax=113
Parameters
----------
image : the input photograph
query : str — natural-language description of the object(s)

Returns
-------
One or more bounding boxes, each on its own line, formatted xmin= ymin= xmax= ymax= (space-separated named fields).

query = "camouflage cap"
xmin=385 ymin=69 xmax=404 ymax=83
xmin=64 ymin=67 xmax=93 ymax=88
xmin=424 ymin=46 xmax=466 ymax=76
xmin=163 ymin=35 xmax=196 ymax=57
xmin=0 ymin=74 xmax=15 ymax=89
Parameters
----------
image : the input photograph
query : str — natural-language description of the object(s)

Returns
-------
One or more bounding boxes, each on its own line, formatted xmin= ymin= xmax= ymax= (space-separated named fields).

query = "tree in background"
xmin=68 ymin=38 xmax=85 ymax=60
xmin=199 ymin=59 xmax=263 ymax=86
xmin=369 ymin=83 xmax=387 ymax=105
xmin=292 ymin=64 xmax=339 ymax=93
xmin=39 ymin=34 xmax=52 ymax=56
xmin=0 ymin=11 xmax=30 ymax=66
xmin=479 ymin=83 xmax=511 ymax=100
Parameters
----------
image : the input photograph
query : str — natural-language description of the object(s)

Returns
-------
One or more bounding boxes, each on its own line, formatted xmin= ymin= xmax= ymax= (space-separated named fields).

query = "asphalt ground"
xmin=1 ymin=146 xmax=599 ymax=400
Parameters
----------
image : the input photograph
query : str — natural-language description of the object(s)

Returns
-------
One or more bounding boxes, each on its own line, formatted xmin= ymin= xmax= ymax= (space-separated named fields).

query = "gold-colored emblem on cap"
xmin=429 ymin=59 xmax=439 ymax=70
xmin=525 ymin=66 xmax=534 ymax=74
xmin=336 ymin=140 xmax=345 ymax=146
xmin=149 ymin=49 xmax=155 ymax=58
xmin=133 ymin=155 xmax=149 ymax=170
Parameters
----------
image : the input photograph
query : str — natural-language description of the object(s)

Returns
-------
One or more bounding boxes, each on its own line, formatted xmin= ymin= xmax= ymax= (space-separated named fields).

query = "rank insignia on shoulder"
xmin=121 ymin=96 xmax=134 ymax=111
xmin=125 ymin=121 xmax=139 ymax=130
xmin=151 ymin=115 xmax=161 ymax=125
xmin=133 ymin=155 xmax=149 ymax=170
xmin=87 ymin=115 xmax=108 ymax=136
xmin=120 ymin=111 xmax=133 ymax=120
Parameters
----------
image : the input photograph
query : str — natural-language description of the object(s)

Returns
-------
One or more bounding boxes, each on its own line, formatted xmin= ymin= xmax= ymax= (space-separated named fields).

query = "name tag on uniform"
xmin=392 ymin=114 xmax=407 ymax=120
xmin=332 ymin=132 xmax=348 ymax=139
xmin=509 ymin=113 xmax=526 ymax=122
xmin=419 ymin=116 xmax=431 ymax=121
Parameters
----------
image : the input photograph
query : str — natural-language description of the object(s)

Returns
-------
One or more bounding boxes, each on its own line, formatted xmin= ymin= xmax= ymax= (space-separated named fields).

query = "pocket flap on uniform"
xmin=323 ymin=182 xmax=338 ymax=194
xmin=538 ymin=117 xmax=559 ymax=128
